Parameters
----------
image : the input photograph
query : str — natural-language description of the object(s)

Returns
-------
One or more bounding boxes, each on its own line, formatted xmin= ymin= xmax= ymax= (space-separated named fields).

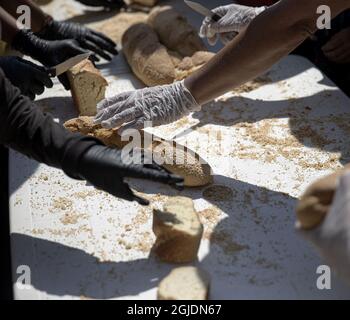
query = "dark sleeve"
xmin=0 ymin=68 xmax=102 ymax=178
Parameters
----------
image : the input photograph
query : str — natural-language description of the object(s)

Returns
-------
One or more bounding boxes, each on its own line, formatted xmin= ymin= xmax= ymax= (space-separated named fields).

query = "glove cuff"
xmin=178 ymin=80 xmax=201 ymax=113
xmin=255 ymin=6 xmax=267 ymax=16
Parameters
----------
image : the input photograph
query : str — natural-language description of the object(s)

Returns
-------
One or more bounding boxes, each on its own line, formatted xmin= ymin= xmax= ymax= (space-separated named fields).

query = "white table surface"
xmin=9 ymin=0 xmax=350 ymax=300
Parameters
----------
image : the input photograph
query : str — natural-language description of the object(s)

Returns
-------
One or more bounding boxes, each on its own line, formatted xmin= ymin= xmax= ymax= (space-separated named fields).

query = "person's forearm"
xmin=185 ymin=0 xmax=349 ymax=104
xmin=0 ymin=0 xmax=51 ymax=33
xmin=0 ymin=6 xmax=20 ymax=43
xmin=0 ymin=68 xmax=100 ymax=177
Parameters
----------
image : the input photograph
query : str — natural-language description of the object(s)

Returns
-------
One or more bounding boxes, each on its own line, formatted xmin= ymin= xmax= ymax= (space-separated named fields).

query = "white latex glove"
xmin=199 ymin=4 xmax=266 ymax=46
xmin=299 ymin=171 xmax=350 ymax=284
xmin=94 ymin=81 xmax=200 ymax=133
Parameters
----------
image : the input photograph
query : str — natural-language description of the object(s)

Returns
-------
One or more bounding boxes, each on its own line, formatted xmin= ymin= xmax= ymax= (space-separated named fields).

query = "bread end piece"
xmin=152 ymin=141 xmax=213 ymax=187
xmin=158 ymin=266 xmax=210 ymax=300
xmin=67 ymin=59 xmax=108 ymax=116
xmin=152 ymin=197 xmax=203 ymax=263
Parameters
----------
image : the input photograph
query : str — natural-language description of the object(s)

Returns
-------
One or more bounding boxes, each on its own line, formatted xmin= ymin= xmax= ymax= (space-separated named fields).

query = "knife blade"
xmin=184 ymin=0 xmax=221 ymax=22
xmin=46 ymin=52 xmax=91 ymax=77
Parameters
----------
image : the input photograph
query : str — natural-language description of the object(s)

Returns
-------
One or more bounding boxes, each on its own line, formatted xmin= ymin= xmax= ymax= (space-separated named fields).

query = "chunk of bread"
xmin=67 ymin=59 xmax=108 ymax=116
xmin=64 ymin=117 xmax=213 ymax=187
xmin=152 ymin=197 xmax=203 ymax=263
xmin=148 ymin=6 xmax=206 ymax=57
xmin=158 ymin=267 xmax=210 ymax=300
xmin=175 ymin=51 xmax=215 ymax=81
xmin=122 ymin=23 xmax=176 ymax=86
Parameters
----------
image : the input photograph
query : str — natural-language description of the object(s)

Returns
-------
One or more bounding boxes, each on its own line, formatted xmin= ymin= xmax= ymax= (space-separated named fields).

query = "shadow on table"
xmin=190 ymin=89 xmax=350 ymax=165
xmin=11 ymin=175 xmax=299 ymax=299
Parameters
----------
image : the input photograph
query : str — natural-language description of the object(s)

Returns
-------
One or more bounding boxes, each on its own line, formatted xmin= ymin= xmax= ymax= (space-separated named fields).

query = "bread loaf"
xmin=64 ymin=116 xmax=213 ymax=187
xmin=152 ymin=197 xmax=203 ymax=263
xmin=148 ymin=6 xmax=206 ymax=57
xmin=67 ymin=59 xmax=108 ymax=116
xmin=122 ymin=23 xmax=176 ymax=86
xmin=158 ymin=267 xmax=210 ymax=300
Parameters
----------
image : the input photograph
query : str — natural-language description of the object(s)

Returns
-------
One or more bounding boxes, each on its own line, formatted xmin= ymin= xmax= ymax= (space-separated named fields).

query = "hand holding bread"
xmin=94 ymin=81 xmax=200 ymax=132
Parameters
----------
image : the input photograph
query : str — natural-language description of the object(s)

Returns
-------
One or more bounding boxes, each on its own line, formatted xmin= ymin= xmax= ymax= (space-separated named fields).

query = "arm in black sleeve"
xmin=0 ymin=68 xmax=101 ymax=178
xmin=0 ymin=68 xmax=184 ymax=204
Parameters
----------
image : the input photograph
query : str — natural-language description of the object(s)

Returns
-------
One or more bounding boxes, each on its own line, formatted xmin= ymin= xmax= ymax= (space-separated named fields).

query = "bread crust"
xmin=122 ymin=23 xmax=176 ymax=86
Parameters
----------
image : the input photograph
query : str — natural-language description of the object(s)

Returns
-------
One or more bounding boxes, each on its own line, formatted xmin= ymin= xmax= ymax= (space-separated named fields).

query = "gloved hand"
xmin=299 ymin=171 xmax=350 ymax=284
xmin=0 ymin=56 xmax=53 ymax=100
xmin=74 ymin=0 xmax=125 ymax=10
xmin=78 ymin=145 xmax=184 ymax=204
xmin=199 ymin=4 xmax=266 ymax=46
xmin=94 ymin=81 xmax=201 ymax=133
xmin=12 ymin=29 xmax=89 ymax=90
xmin=37 ymin=19 xmax=118 ymax=62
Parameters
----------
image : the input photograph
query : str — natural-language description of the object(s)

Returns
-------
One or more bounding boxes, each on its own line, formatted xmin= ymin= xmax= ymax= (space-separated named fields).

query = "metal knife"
xmin=46 ymin=52 xmax=91 ymax=77
xmin=184 ymin=0 xmax=221 ymax=22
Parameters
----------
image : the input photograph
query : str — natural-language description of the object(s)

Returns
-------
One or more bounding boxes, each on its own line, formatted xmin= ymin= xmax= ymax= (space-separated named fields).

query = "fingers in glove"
xmin=132 ymin=194 xmax=150 ymax=206
xmin=199 ymin=17 xmax=211 ymax=38
xmin=34 ymin=70 xmax=53 ymax=89
xmin=58 ymin=73 xmax=70 ymax=90
xmin=220 ymin=32 xmax=238 ymax=45
xmin=31 ymin=80 xmax=46 ymax=96
xmin=65 ymin=40 xmax=88 ymax=56
xmin=111 ymin=182 xmax=149 ymax=205
xmin=89 ymin=54 xmax=100 ymax=62
xmin=208 ymin=34 xmax=218 ymax=46
xmin=80 ymin=40 xmax=113 ymax=61
xmin=95 ymin=102 xmax=129 ymax=124
xmin=142 ymin=163 xmax=185 ymax=190
xmin=101 ymin=108 xmax=143 ymax=129
xmin=26 ymin=91 xmax=35 ymax=101
xmin=19 ymin=59 xmax=54 ymax=88
xmin=86 ymin=33 xmax=118 ymax=55
xmin=96 ymin=92 xmax=133 ymax=112
xmin=117 ymin=118 xmax=145 ymax=135
xmin=91 ymin=29 xmax=117 ymax=48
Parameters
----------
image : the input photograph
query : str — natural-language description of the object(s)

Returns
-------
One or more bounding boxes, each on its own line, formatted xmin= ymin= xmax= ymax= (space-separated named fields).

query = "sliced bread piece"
xmin=152 ymin=197 xmax=203 ymax=263
xmin=67 ymin=59 xmax=108 ymax=116
xmin=158 ymin=266 xmax=210 ymax=300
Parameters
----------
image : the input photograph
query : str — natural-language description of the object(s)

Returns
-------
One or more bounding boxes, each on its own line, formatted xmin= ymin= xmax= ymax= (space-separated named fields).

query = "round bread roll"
xmin=296 ymin=165 xmax=350 ymax=229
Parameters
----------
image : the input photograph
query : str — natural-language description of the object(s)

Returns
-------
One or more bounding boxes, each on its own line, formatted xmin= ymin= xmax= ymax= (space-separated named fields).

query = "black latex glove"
xmin=0 ymin=56 xmax=53 ymax=100
xmin=74 ymin=0 xmax=125 ymax=10
xmin=37 ymin=19 xmax=118 ymax=62
xmin=12 ymin=29 xmax=89 ymax=90
xmin=78 ymin=145 xmax=184 ymax=205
